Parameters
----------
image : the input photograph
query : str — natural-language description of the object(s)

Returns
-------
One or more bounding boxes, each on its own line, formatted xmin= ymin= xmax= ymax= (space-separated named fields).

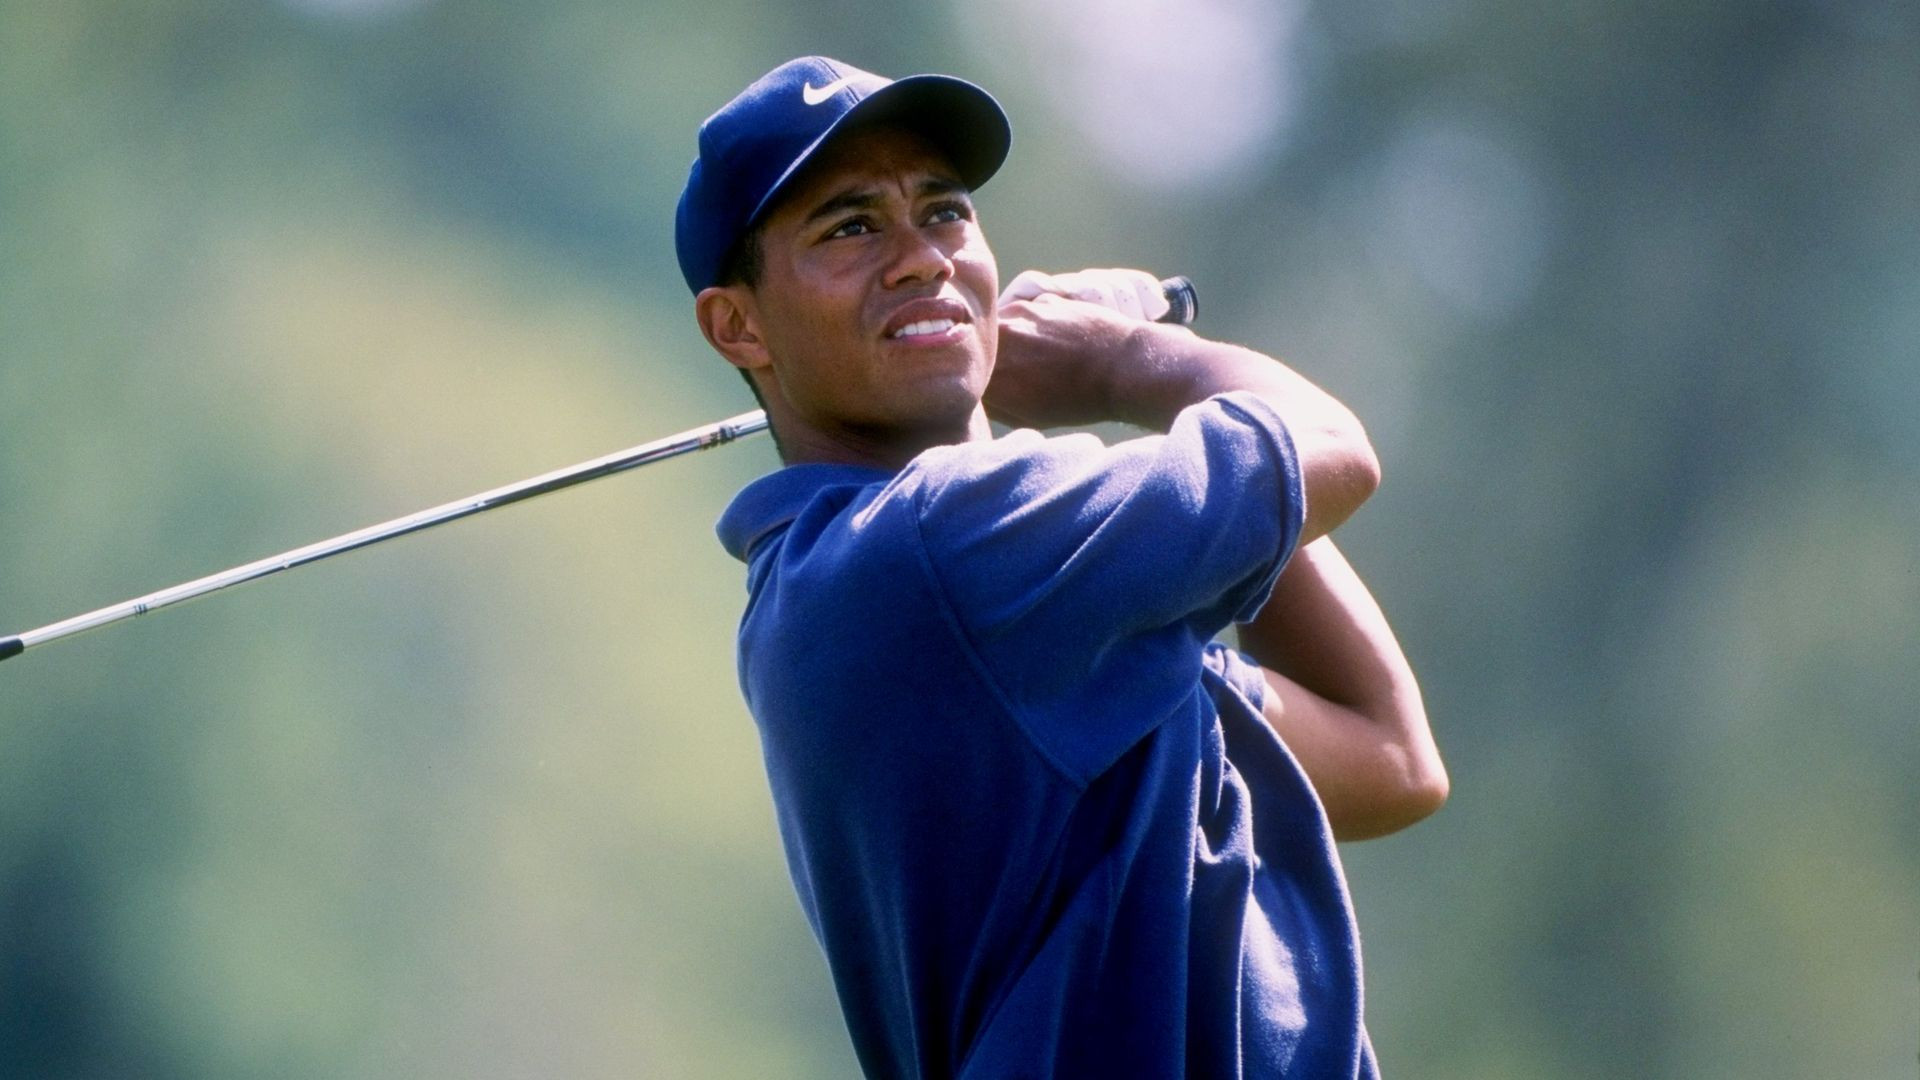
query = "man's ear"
xmin=695 ymin=286 xmax=771 ymax=373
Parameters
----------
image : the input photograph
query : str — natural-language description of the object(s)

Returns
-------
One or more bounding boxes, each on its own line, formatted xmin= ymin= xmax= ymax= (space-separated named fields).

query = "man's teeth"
xmin=891 ymin=318 xmax=957 ymax=339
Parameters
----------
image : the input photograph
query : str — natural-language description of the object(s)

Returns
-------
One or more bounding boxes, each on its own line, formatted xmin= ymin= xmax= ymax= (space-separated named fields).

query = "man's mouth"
xmin=890 ymin=318 xmax=958 ymax=340
xmin=882 ymin=296 xmax=972 ymax=342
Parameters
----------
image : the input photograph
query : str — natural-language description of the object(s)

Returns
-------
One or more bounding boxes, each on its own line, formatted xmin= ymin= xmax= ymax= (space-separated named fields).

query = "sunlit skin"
xmin=694 ymin=126 xmax=999 ymax=470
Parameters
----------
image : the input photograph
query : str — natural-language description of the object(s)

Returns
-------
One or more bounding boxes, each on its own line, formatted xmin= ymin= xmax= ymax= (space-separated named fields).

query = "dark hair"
xmin=716 ymin=222 xmax=765 ymax=290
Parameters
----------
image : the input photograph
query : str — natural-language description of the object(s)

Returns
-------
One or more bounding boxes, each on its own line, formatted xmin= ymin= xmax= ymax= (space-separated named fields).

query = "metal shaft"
xmin=0 ymin=410 xmax=769 ymax=661
xmin=2 ymin=275 xmax=1200 ymax=664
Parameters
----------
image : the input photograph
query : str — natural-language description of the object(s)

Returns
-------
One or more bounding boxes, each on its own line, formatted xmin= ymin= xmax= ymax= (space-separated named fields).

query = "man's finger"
xmin=997 ymin=269 xmax=1064 ymax=307
xmin=998 ymin=267 xmax=1172 ymax=322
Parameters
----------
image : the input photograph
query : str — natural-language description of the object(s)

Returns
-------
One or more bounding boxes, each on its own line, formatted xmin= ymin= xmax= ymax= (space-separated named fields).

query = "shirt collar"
xmin=715 ymin=462 xmax=893 ymax=562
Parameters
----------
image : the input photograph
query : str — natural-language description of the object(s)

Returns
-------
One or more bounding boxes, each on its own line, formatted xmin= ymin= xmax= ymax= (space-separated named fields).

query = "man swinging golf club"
xmin=682 ymin=56 xmax=1447 ymax=1078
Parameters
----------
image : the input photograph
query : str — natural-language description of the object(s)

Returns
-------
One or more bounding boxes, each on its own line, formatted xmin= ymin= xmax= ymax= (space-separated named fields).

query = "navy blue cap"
xmin=675 ymin=56 xmax=1011 ymax=294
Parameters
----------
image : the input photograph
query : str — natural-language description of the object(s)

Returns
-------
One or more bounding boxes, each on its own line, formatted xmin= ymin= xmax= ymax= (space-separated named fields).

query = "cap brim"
xmin=745 ymin=74 xmax=1012 ymax=229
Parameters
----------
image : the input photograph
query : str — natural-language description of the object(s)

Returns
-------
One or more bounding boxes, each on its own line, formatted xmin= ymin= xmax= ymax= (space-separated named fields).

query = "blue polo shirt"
xmin=717 ymin=392 xmax=1378 ymax=1079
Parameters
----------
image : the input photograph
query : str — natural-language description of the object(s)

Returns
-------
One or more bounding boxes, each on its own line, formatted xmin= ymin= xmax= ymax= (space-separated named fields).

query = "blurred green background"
xmin=3 ymin=1 xmax=1915 ymax=1076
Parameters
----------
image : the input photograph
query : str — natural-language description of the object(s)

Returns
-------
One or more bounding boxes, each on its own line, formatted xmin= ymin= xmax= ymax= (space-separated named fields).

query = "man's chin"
xmin=863 ymin=388 xmax=991 ymax=450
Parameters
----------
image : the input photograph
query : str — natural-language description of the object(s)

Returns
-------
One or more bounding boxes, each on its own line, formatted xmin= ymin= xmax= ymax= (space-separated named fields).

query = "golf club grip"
xmin=1157 ymin=276 xmax=1198 ymax=325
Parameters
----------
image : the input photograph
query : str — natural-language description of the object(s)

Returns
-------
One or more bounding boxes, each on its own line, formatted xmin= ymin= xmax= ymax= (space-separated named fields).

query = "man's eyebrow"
xmin=800 ymin=176 xmax=971 ymax=226
xmin=918 ymin=176 xmax=969 ymax=199
xmin=802 ymin=189 xmax=882 ymax=226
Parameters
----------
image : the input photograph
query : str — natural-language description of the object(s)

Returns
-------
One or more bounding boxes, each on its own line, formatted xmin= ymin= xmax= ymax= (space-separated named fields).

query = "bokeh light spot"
xmin=1367 ymin=113 xmax=1555 ymax=320
xmin=980 ymin=0 xmax=1307 ymax=192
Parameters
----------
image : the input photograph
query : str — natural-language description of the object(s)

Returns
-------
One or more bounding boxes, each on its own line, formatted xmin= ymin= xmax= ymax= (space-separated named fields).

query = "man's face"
xmin=744 ymin=125 xmax=999 ymax=452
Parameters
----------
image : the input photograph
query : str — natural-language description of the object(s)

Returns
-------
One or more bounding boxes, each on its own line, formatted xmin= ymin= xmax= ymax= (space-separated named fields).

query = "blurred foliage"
xmin=2 ymin=0 xmax=1916 ymax=1076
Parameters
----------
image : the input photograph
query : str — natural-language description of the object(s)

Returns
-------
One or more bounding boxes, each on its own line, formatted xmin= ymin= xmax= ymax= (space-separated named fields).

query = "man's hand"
xmin=988 ymin=267 xmax=1188 ymax=429
xmin=988 ymin=288 xmax=1154 ymax=429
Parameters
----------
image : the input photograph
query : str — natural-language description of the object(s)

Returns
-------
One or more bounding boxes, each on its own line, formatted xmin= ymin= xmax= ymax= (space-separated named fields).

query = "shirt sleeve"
xmin=904 ymin=391 xmax=1305 ymax=784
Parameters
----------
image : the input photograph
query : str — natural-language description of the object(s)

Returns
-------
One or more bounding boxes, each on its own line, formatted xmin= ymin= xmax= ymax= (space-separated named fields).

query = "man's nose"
xmin=881 ymin=222 xmax=954 ymax=289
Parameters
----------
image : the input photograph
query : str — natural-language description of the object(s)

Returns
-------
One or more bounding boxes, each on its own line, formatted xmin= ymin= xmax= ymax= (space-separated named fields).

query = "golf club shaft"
xmin=0 ymin=411 xmax=770 ymax=661
xmin=1 ymin=275 xmax=1198 ymax=663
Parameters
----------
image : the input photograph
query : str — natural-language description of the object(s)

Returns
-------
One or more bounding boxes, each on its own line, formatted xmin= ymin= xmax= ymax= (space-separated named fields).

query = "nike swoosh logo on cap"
xmin=802 ymin=77 xmax=858 ymax=106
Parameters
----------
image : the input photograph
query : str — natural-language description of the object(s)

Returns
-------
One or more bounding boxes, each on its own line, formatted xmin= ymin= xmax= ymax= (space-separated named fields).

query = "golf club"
xmin=1 ymin=277 xmax=1198 ymax=663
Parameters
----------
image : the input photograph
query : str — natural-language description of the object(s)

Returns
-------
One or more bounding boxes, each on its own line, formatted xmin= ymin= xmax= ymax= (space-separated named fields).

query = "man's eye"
xmin=828 ymin=218 xmax=872 ymax=239
xmin=925 ymin=202 xmax=969 ymax=225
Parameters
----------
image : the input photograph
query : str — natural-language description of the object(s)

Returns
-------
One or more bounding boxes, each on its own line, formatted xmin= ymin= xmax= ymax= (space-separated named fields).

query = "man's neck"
xmin=775 ymin=407 xmax=994 ymax=472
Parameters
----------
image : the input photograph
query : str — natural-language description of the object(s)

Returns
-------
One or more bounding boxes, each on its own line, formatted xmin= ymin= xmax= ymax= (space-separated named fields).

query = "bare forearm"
xmin=1240 ymin=538 xmax=1415 ymax=711
xmin=1237 ymin=538 xmax=1447 ymax=840
xmin=1112 ymin=324 xmax=1381 ymax=543
xmin=991 ymin=298 xmax=1380 ymax=541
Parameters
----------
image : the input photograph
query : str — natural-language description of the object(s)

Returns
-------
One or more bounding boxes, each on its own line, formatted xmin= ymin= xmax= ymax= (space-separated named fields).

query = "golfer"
xmin=678 ymin=56 xmax=1446 ymax=1079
